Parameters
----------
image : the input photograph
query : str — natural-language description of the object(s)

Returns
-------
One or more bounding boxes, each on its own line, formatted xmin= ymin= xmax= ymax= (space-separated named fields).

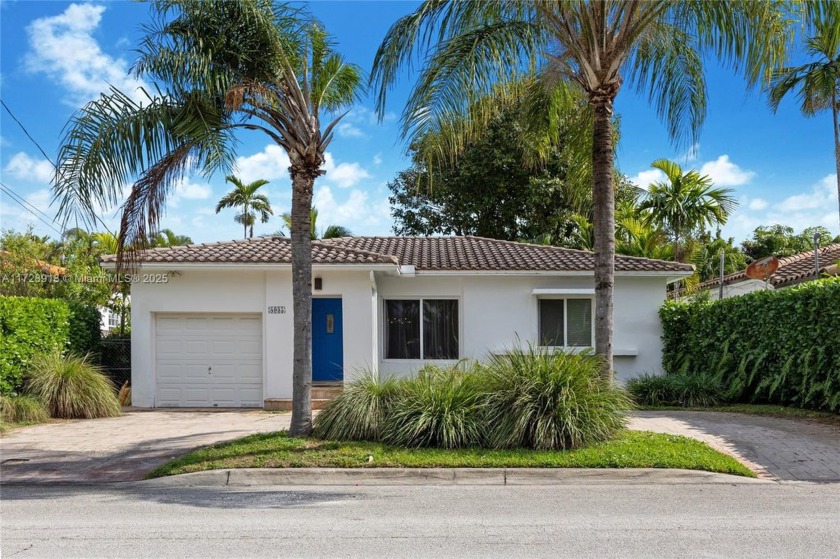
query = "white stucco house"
xmin=101 ymin=236 xmax=693 ymax=409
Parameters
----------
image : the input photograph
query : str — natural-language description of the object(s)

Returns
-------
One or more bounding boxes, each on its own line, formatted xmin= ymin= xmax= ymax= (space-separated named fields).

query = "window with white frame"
xmin=384 ymin=299 xmax=459 ymax=360
xmin=108 ymin=310 xmax=119 ymax=329
xmin=538 ymin=298 xmax=593 ymax=347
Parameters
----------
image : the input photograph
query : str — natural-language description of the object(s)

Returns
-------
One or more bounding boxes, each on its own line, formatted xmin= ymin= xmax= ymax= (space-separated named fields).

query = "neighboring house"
xmin=100 ymin=236 xmax=693 ymax=409
xmin=698 ymin=243 xmax=840 ymax=300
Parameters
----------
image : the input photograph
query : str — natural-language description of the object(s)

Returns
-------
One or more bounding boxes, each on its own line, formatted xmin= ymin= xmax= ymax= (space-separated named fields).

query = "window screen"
xmin=423 ymin=299 xmax=459 ymax=359
xmin=566 ymin=299 xmax=592 ymax=347
xmin=384 ymin=300 xmax=420 ymax=359
xmin=539 ymin=299 xmax=565 ymax=347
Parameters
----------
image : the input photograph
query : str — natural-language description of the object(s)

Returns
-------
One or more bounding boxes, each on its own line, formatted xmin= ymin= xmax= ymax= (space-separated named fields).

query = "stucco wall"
xmin=375 ymin=274 xmax=669 ymax=383
xmin=131 ymin=267 xmax=671 ymax=407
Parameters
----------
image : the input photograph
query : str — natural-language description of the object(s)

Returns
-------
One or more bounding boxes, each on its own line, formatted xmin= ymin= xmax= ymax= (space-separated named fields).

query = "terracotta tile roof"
xmin=321 ymin=236 xmax=694 ymax=273
xmin=699 ymin=243 xmax=840 ymax=290
xmin=101 ymin=235 xmax=694 ymax=274
xmin=99 ymin=236 xmax=399 ymax=266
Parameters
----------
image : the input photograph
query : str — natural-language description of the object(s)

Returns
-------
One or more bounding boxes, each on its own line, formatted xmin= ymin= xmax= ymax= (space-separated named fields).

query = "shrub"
xmin=313 ymin=373 xmax=400 ymax=441
xmin=67 ymin=301 xmax=101 ymax=356
xmin=627 ymin=373 xmax=725 ymax=407
xmin=118 ymin=381 xmax=132 ymax=407
xmin=627 ymin=373 xmax=676 ymax=406
xmin=26 ymin=350 xmax=121 ymax=419
xmin=482 ymin=347 xmax=631 ymax=450
xmin=0 ymin=296 xmax=70 ymax=394
xmin=0 ymin=394 xmax=49 ymax=424
xmin=661 ymin=277 xmax=840 ymax=411
xmin=381 ymin=365 xmax=486 ymax=449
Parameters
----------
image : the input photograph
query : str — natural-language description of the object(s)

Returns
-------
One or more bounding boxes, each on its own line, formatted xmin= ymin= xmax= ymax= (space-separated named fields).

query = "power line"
xmin=0 ymin=185 xmax=64 ymax=236
xmin=0 ymin=181 xmax=57 ymax=224
xmin=1 ymin=100 xmax=56 ymax=167
xmin=1 ymin=100 xmax=116 ymax=237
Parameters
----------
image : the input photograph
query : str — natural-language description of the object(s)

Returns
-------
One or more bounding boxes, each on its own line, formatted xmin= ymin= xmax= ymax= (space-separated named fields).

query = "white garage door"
xmin=155 ymin=314 xmax=263 ymax=407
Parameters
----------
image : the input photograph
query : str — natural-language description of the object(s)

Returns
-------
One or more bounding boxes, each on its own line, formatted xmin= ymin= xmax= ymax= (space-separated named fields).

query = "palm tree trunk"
xmin=288 ymin=165 xmax=315 ymax=437
xmin=591 ymin=98 xmax=615 ymax=381
xmin=833 ymin=90 xmax=840 ymax=231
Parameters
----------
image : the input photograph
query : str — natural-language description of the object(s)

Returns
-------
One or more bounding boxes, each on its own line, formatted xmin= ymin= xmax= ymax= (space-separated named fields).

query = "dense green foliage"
xmin=67 ymin=301 xmax=102 ymax=356
xmin=740 ymin=225 xmax=838 ymax=263
xmin=313 ymin=373 xmax=401 ymax=441
xmin=660 ymin=277 xmax=840 ymax=411
xmin=27 ymin=350 xmax=121 ymax=419
xmin=315 ymin=349 xmax=631 ymax=451
xmin=147 ymin=430 xmax=754 ymax=478
xmin=483 ymin=349 xmax=630 ymax=450
xmin=627 ymin=373 xmax=724 ymax=408
xmin=0 ymin=394 xmax=50 ymax=424
xmin=0 ymin=296 xmax=70 ymax=394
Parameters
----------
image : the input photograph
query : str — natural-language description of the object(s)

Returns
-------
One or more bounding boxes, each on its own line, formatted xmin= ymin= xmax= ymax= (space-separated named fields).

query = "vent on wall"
xmin=314 ymin=277 xmax=323 ymax=290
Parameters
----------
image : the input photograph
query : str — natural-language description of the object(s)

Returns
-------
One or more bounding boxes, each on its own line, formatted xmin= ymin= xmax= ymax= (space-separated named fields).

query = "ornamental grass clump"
xmin=0 ymin=394 xmax=49 ymax=424
xmin=382 ymin=365 xmax=486 ymax=449
xmin=626 ymin=373 xmax=677 ymax=406
xmin=626 ymin=372 xmax=726 ymax=407
xmin=483 ymin=347 xmax=631 ymax=451
xmin=26 ymin=350 xmax=121 ymax=419
xmin=313 ymin=372 xmax=401 ymax=441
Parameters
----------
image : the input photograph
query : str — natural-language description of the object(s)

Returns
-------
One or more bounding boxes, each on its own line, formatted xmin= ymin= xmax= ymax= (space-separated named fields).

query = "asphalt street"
xmin=2 ymin=482 xmax=839 ymax=558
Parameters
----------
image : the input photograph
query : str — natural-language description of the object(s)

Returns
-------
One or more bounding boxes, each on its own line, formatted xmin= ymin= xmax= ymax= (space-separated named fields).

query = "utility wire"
xmin=0 ymin=181 xmax=56 ymax=224
xmin=1 ymin=100 xmax=115 ymax=236
xmin=0 ymin=184 xmax=64 ymax=236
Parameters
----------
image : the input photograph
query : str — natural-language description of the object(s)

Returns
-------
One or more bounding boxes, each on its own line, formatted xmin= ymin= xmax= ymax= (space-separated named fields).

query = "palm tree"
xmin=768 ymin=1 xmax=840 ymax=230
xmin=371 ymin=1 xmax=789 ymax=376
xmin=637 ymin=159 xmax=736 ymax=262
xmin=216 ymin=175 xmax=273 ymax=239
xmin=152 ymin=229 xmax=193 ymax=247
xmin=280 ymin=206 xmax=352 ymax=239
xmin=52 ymin=0 xmax=361 ymax=436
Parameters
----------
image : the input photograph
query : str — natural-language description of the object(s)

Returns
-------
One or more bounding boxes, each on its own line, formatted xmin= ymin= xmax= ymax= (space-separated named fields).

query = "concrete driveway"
xmin=631 ymin=411 xmax=840 ymax=482
xmin=0 ymin=410 xmax=290 ymax=484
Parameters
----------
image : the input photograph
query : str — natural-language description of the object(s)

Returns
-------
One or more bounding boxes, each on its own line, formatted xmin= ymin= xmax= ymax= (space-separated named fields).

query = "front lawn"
xmin=638 ymin=404 xmax=840 ymax=426
xmin=147 ymin=430 xmax=754 ymax=478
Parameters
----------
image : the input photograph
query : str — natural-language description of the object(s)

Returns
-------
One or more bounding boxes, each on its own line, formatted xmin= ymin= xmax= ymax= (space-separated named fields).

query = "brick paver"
xmin=0 ymin=410 xmax=290 ymax=484
xmin=630 ymin=411 xmax=840 ymax=482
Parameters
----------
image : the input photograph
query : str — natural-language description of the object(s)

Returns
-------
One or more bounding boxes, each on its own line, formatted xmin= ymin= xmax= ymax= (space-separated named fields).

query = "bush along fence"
xmin=0 ymin=296 xmax=101 ymax=394
xmin=660 ymin=276 xmax=840 ymax=411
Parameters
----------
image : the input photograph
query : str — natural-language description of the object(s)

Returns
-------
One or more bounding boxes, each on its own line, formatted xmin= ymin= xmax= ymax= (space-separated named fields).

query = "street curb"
xmin=137 ymin=467 xmax=773 ymax=487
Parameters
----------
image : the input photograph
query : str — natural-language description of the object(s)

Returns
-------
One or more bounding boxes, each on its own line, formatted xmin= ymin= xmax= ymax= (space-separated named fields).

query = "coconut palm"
xmin=52 ymin=0 xmax=362 ymax=436
xmin=280 ymin=206 xmax=352 ymax=239
xmin=637 ymin=159 xmax=736 ymax=262
xmin=216 ymin=175 xmax=273 ymax=239
xmin=768 ymin=1 xmax=840 ymax=230
xmin=371 ymin=0 xmax=790 ymax=376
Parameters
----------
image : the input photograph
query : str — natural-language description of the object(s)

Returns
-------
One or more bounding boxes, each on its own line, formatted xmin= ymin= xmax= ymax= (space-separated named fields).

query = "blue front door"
xmin=312 ymin=298 xmax=344 ymax=381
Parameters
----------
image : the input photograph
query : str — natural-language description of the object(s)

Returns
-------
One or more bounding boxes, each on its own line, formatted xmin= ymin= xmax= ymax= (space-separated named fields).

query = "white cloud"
xmin=25 ymin=3 xmax=147 ymax=105
xmin=699 ymin=155 xmax=755 ymax=187
xmin=323 ymin=153 xmax=371 ymax=188
xmin=372 ymin=153 xmax=383 ymax=167
xmin=174 ymin=178 xmax=212 ymax=200
xmin=679 ymin=142 xmax=700 ymax=163
xmin=3 ymin=152 xmax=54 ymax=183
xmin=628 ymin=169 xmax=665 ymax=190
xmin=748 ymin=198 xmax=768 ymax=211
xmin=314 ymin=186 xmax=390 ymax=232
xmin=233 ymin=144 xmax=291 ymax=183
xmin=337 ymin=122 xmax=364 ymax=138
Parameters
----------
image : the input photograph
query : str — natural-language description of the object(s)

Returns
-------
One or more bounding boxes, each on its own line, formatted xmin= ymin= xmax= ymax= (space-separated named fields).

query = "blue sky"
xmin=1 ymin=1 xmax=838 ymax=245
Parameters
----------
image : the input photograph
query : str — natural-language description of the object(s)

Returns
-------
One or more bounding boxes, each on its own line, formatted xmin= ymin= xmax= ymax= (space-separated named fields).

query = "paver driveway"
xmin=631 ymin=411 xmax=840 ymax=482
xmin=0 ymin=410 xmax=290 ymax=484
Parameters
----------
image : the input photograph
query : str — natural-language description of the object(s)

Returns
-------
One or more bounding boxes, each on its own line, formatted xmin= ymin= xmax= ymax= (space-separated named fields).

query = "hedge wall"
xmin=660 ymin=277 xmax=840 ymax=411
xmin=0 ymin=296 xmax=101 ymax=394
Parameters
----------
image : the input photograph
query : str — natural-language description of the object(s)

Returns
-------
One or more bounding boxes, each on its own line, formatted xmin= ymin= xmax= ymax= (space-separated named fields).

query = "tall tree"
xmin=52 ymin=0 xmax=361 ymax=436
xmin=216 ymin=175 xmax=273 ymax=239
xmin=741 ymin=224 xmax=839 ymax=262
xmin=637 ymin=159 xmax=736 ymax=262
xmin=280 ymin=207 xmax=352 ymax=240
xmin=768 ymin=1 xmax=840 ymax=230
xmin=371 ymin=1 xmax=789 ymax=375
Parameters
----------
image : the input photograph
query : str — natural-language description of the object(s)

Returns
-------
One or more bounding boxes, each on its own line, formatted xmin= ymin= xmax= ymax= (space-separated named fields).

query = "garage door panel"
xmin=155 ymin=314 xmax=263 ymax=408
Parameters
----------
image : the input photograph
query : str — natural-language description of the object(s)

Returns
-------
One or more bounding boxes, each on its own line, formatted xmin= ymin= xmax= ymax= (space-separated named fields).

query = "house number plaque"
xmin=267 ymin=306 xmax=287 ymax=314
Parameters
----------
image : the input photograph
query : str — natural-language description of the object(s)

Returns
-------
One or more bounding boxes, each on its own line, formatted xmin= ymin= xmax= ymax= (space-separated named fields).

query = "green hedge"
xmin=0 ymin=296 xmax=101 ymax=394
xmin=660 ymin=277 xmax=840 ymax=411
xmin=0 ymin=297 xmax=70 ymax=394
